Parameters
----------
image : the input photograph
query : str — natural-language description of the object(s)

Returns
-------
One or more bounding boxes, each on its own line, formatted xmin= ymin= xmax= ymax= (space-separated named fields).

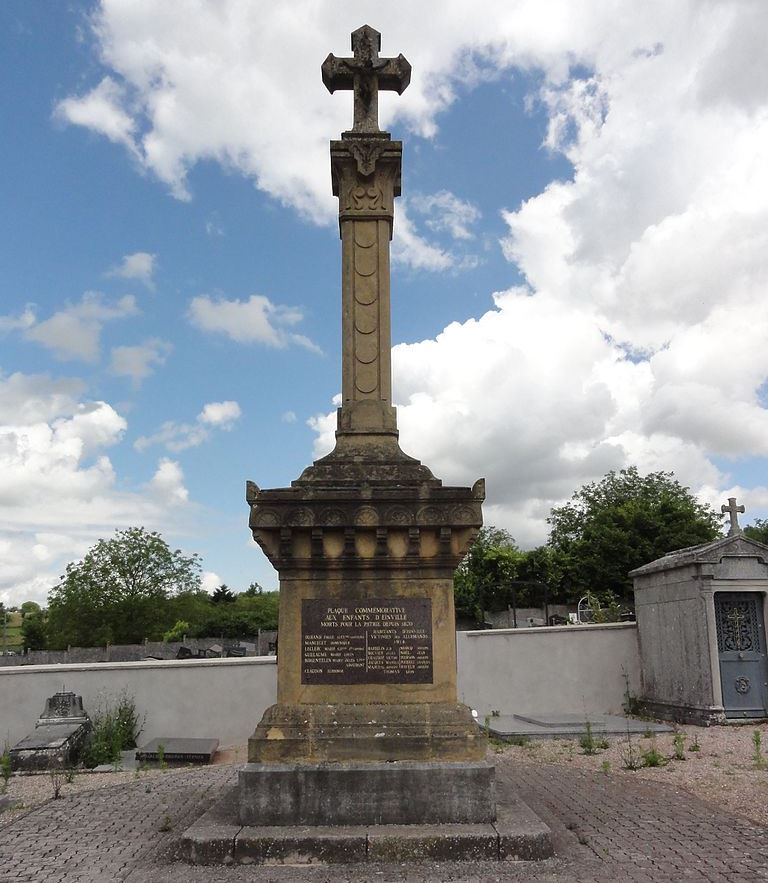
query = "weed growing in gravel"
xmin=620 ymin=728 xmax=641 ymax=771
xmin=580 ymin=721 xmax=609 ymax=755
xmin=158 ymin=813 xmax=173 ymax=832
xmin=673 ymin=733 xmax=686 ymax=761
xmin=640 ymin=740 xmax=667 ymax=768
xmin=48 ymin=764 xmax=65 ymax=799
xmin=0 ymin=747 xmax=11 ymax=792
xmin=753 ymin=730 xmax=765 ymax=770
xmin=600 ymin=760 xmax=611 ymax=774
xmin=689 ymin=734 xmax=701 ymax=753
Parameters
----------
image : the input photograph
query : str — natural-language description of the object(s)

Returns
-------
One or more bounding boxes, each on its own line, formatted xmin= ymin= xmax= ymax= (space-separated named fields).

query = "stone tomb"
xmin=631 ymin=499 xmax=768 ymax=724
xmin=181 ymin=25 xmax=551 ymax=864
xmin=10 ymin=691 xmax=91 ymax=771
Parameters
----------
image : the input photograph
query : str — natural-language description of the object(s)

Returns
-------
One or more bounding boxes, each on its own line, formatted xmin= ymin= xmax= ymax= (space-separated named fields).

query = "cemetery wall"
xmin=456 ymin=622 xmax=641 ymax=718
xmin=1 ymin=624 xmax=641 ymax=749
xmin=0 ymin=632 xmax=277 ymax=667
xmin=0 ymin=657 xmax=277 ymax=749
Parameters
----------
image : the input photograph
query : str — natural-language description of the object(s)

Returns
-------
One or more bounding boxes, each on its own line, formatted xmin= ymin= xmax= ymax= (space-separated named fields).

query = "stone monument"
xmin=631 ymin=498 xmax=768 ymax=724
xmin=241 ymin=23 xmax=490 ymax=826
xmin=10 ymin=691 xmax=91 ymax=771
xmin=180 ymin=26 xmax=553 ymax=864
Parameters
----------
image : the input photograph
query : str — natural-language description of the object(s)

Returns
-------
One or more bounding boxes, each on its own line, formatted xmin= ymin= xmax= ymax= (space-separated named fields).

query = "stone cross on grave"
xmin=322 ymin=25 xmax=411 ymax=134
xmin=722 ymin=497 xmax=746 ymax=536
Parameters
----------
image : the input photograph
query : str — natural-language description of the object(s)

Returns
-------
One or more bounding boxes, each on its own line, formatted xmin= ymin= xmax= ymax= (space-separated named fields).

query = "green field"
xmin=2 ymin=611 xmax=23 ymax=652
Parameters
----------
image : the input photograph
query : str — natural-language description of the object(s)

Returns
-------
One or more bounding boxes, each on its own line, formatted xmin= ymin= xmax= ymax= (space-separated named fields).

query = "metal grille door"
xmin=715 ymin=593 xmax=768 ymax=718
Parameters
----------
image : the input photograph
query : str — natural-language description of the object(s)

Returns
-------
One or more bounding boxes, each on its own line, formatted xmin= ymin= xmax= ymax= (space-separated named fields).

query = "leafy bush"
xmin=82 ymin=692 xmax=143 ymax=768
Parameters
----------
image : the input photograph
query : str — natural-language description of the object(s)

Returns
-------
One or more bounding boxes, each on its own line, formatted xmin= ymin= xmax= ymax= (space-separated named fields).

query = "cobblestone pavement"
xmin=1 ymin=758 xmax=767 ymax=883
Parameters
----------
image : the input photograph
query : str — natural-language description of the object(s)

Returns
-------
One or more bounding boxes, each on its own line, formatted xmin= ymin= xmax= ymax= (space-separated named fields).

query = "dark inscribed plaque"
xmin=301 ymin=598 xmax=433 ymax=685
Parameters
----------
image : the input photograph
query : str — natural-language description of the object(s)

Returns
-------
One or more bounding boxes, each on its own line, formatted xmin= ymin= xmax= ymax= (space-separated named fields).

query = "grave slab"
xmin=136 ymin=738 xmax=218 ymax=764
xmin=486 ymin=713 xmax=673 ymax=741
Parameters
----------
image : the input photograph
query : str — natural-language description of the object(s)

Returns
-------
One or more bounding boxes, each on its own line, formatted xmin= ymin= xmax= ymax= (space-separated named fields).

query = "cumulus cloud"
xmin=107 ymin=251 xmax=157 ymax=287
xmin=55 ymin=76 xmax=139 ymax=157
xmin=0 ymin=306 xmax=36 ymax=333
xmin=199 ymin=400 xmax=241 ymax=427
xmin=409 ymin=190 xmax=481 ymax=241
xmin=148 ymin=457 xmax=189 ymax=504
xmin=24 ymin=292 xmax=138 ymax=362
xmin=188 ymin=294 xmax=319 ymax=351
xmin=110 ymin=338 xmax=172 ymax=386
xmin=55 ymin=1 xmax=768 ymax=543
xmin=134 ymin=399 xmax=242 ymax=452
xmin=0 ymin=371 xmax=198 ymax=605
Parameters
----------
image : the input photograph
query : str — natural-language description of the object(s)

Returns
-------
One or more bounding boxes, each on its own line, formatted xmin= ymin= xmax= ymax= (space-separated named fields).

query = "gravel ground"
xmin=498 ymin=720 xmax=768 ymax=827
xmin=3 ymin=725 xmax=768 ymax=832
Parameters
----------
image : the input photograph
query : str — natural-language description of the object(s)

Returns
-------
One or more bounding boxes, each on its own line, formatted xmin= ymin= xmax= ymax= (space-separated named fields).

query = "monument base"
xmin=180 ymin=786 xmax=552 ymax=865
xmin=248 ymin=702 xmax=485 ymax=763
xmin=239 ymin=760 xmax=494 ymax=826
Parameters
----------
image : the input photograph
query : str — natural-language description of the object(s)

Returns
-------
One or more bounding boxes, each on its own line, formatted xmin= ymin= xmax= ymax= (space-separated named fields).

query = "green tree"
xmin=547 ymin=467 xmax=721 ymax=603
xmin=454 ymin=527 xmax=523 ymax=625
xmin=20 ymin=601 xmax=42 ymax=618
xmin=211 ymin=584 xmax=236 ymax=604
xmin=21 ymin=611 xmax=48 ymax=650
xmin=744 ymin=519 xmax=768 ymax=545
xmin=46 ymin=527 xmax=201 ymax=649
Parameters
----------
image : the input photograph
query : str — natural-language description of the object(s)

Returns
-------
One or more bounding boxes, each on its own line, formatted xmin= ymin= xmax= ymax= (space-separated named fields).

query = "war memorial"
xmin=180 ymin=25 xmax=552 ymax=864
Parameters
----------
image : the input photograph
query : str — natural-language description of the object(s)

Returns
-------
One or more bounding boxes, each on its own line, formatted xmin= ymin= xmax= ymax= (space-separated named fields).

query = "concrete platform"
xmin=179 ymin=786 xmax=553 ymax=865
xmin=486 ymin=713 xmax=673 ymax=741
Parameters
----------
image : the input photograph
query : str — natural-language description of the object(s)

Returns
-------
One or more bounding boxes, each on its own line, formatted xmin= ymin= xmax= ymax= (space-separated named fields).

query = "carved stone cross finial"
xmin=322 ymin=25 xmax=411 ymax=134
xmin=722 ymin=497 xmax=745 ymax=536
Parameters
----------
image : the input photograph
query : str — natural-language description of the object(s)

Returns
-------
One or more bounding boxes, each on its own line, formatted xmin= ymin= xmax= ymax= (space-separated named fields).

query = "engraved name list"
xmin=301 ymin=598 xmax=433 ymax=685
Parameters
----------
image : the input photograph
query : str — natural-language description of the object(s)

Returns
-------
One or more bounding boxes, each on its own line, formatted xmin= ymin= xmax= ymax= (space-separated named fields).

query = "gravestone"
xmin=631 ymin=499 xmax=768 ymax=724
xmin=10 ymin=691 xmax=91 ymax=771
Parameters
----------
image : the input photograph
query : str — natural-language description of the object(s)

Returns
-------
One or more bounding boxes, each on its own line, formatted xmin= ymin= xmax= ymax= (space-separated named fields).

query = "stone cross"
xmin=322 ymin=25 xmax=411 ymax=133
xmin=722 ymin=497 xmax=745 ymax=536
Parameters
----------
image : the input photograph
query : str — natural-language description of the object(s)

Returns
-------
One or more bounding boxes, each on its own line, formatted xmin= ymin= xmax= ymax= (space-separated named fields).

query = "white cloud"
xmin=0 ymin=306 xmax=35 ymax=333
xmin=188 ymin=294 xmax=319 ymax=351
xmin=24 ymin=292 xmax=138 ymax=362
xmin=55 ymin=1 xmax=768 ymax=544
xmin=0 ymin=372 xmax=85 ymax=424
xmin=108 ymin=251 xmax=157 ymax=287
xmin=0 ymin=371 xmax=204 ymax=606
xmin=148 ymin=457 xmax=189 ymax=504
xmin=199 ymin=400 xmax=241 ymax=427
xmin=201 ymin=570 xmax=222 ymax=594
xmin=55 ymin=76 xmax=139 ymax=157
xmin=110 ymin=338 xmax=172 ymax=386
xmin=135 ymin=399 xmax=242 ymax=452
xmin=409 ymin=190 xmax=481 ymax=241
xmin=281 ymin=410 xmax=297 ymax=424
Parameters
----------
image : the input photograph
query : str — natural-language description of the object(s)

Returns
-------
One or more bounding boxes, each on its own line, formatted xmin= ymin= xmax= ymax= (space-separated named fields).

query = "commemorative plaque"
xmin=301 ymin=598 xmax=433 ymax=685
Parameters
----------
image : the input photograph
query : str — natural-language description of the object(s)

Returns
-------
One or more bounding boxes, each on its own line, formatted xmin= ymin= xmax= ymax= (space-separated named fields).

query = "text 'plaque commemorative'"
xmin=301 ymin=598 xmax=433 ymax=685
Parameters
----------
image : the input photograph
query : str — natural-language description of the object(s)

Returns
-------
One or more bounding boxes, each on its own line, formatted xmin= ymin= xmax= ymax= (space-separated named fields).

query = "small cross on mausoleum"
xmin=722 ymin=497 xmax=745 ymax=536
xmin=322 ymin=25 xmax=411 ymax=133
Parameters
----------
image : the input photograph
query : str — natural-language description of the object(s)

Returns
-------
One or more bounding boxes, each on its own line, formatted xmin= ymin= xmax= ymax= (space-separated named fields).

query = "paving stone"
xmin=0 ymin=760 xmax=767 ymax=882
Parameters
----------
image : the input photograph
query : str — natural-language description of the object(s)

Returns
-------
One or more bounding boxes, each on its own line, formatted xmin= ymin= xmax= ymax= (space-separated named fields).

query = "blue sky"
xmin=2 ymin=1 xmax=767 ymax=605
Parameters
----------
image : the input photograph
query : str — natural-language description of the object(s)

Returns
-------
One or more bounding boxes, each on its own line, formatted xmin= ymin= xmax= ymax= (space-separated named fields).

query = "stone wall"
xmin=0 ymin=657 xmax=278 ymax=750
xmin=0 ymin=625 xmax=642 ymax=749
xmin=456 ymin=622 xmax=641 ymax=718
xmin=0 ymin=632 xmax=277 ymax=667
